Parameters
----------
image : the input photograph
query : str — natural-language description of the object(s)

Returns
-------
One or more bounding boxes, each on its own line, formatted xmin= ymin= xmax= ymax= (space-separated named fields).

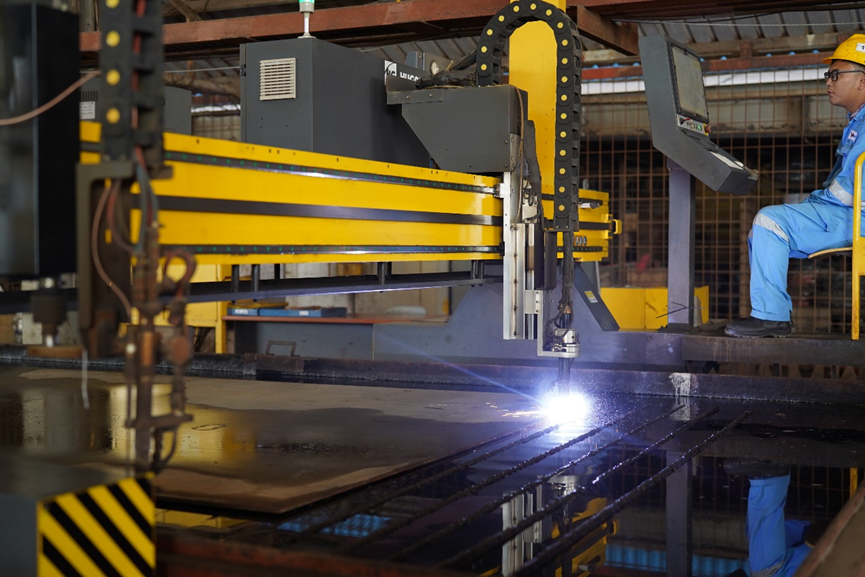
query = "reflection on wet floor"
xmin=1 ymin=365 xmax=863 ymax=576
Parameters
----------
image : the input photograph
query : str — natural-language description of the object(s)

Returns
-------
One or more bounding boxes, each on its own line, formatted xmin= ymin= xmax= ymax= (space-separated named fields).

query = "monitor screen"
xmin=670 ymin=43 xmax=709 ymax=123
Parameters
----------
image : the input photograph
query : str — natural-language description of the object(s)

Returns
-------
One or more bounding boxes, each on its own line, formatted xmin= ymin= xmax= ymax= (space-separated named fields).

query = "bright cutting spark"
xmin=540 ymin=391 xmax=590 ymax=425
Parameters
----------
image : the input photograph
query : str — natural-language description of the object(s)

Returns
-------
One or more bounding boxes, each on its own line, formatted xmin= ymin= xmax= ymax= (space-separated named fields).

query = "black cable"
xmin=0 ymin=71 xmax=100 ymax=126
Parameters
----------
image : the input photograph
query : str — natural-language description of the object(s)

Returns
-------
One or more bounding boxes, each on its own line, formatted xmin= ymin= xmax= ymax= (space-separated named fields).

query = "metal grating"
xmin=259 ymin=57 xmax=297 ymax=101
xmin=583 ymin=65 xmax=862 ymax=334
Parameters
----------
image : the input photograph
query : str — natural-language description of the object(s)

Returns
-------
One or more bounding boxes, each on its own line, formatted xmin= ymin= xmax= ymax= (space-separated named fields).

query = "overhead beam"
xmin=582 ymin=50 xmax=830 ymax=81
xmin=584 ymin=32 xmax=847 ymax=66
xmin=81 ymin=0 xmax=638 ymax=58
xmin=164 ymin=73 xmax=240 ymax=98
xmin=165 ymin=0 xmax=202 ymax=22
xmin=571 ymin=5 xmax=638 ymax=55
xmin=573 ymin=0 xmax=842 ymax=19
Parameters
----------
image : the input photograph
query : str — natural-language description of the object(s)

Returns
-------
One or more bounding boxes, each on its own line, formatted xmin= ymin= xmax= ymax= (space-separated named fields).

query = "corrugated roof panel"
xmin=370 ymin=45 xmax=399 ymax=62
xmin=832 ymin=9 xmax=859 ymax=33
xmin=710 ymin=20 xmax=739 ymax=42
xmin=756 ymin=13 xmax=785 ymax=38
xmin=637 ymin=22 xmax=666 ymax=39
xmin=735 ymin=16 xmax=761 ymax=40
xmin=689 ymin=22 xmax=717 ymax=44
xmin=414 ymin=40 xmax=443 ymax=57
xmin=780 ymin=12 xmax=813 ymax=36
xmin=429 ymin=38 xmax=460 ymax=62
xmin=661 ymin=21 xmax=696 ymax=43
xmin=805 ymin=11 xmax=836 ymax=35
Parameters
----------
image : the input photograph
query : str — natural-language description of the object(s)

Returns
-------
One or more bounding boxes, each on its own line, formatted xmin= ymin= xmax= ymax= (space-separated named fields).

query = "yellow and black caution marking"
xmin=37 ymin=476 xmax=155 ymax=577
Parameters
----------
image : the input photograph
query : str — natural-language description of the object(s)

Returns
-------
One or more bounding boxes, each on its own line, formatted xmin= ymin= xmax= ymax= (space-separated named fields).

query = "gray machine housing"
xmin=0 ymin=1 xmax=79 ymax=278
xmin=0 ymin=456 xmax=133 ymax=575
xmin=80 ymin=82 xmax=192 ymax=135
xmin=240 ymin=38 xmax=431 ymax=167
xmin=388 ymin=85 xmax=522 ymax=173
xmin=639 ymin=34 xmax=758 ymax=195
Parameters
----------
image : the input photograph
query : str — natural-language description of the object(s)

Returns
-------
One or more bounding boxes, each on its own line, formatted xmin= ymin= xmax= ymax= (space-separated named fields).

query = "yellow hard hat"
xmin=823 ymin=34 xmax=865 ymax=65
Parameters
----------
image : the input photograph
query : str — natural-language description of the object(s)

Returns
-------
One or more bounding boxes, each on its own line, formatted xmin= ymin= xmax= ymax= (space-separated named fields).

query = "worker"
xmin=726 ymin=34 xmax=865 ymax=338
xmin=724 ymin=460 xmax=829 ymax=577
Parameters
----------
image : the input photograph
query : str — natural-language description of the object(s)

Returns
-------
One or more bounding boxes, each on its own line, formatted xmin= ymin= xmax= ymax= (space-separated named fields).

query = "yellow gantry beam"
xmin=81 ymin=122 xmax=615 ymax=265
xmin=82 ymin=122 xmax=503 ymax=265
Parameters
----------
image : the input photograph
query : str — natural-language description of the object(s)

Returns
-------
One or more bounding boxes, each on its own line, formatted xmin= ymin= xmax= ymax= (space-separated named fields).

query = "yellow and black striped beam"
xmin=81 ymin=122 xmax=505 ymax=266
xmin=37 ymin=475 xmax=155 ymax=577
xmin=80 ymin=122 xmax=616 ymax=265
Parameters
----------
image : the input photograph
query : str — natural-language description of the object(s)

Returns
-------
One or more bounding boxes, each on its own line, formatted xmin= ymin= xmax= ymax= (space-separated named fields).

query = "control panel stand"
xmin=666 ymin=159 xmax=697 ymax=330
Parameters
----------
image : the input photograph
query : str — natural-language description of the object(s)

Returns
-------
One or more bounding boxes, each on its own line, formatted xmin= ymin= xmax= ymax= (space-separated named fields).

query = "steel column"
xmin=666 ymin=450 xmax=693 ymax=577
xmin=666 ymin=161 xmax=696 ymax=329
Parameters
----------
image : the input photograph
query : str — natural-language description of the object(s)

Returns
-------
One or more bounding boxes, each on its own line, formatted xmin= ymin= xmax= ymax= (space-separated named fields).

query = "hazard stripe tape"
xmin=38 ymin=551 xmax=66 ymax=577
xmin=117 ymin=478 xmax=155 ymax=535
xmin=76 ymin=493 xmax=151 ymax=576
xmin=38 ymin=476 xmax=154 ymax=577
xmin=88 ymin=486 xmax=154 ymax=566
xmin=46 ymin=499 xmax=120 ymax=576
xmin=107 ymin=485 xmax=151 ymax=540
xmin=39 ymin=508 xmax=103 ymax=576
xmin=41 ymin=539 xmax=81 ymax=577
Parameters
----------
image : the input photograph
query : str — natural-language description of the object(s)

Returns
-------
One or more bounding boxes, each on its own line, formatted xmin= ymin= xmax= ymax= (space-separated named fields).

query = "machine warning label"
xmin=677 ymin=115 xmax=709 ymax=136
xmin=584 ymin=291 xmax=598 ymax=304
xmin=79 ymin=101 xmax=96 ymax=120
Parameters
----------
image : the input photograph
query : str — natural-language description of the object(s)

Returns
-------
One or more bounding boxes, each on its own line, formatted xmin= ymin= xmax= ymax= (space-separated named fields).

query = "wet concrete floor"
xmin=2 ymin=365 xmax=865 ymax=575
xmin=0 ymin=366 xmax=541 ymax=512
xmin=234 ymin=395 xmax=865 ymax=576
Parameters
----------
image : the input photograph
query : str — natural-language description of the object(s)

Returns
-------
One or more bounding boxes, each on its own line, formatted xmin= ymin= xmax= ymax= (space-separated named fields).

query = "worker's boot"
xmin=724 ymin=316 xmax=793 ymax=338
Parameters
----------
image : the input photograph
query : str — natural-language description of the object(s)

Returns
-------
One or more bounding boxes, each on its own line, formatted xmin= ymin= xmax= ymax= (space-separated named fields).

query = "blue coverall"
xmin=749 ymin=105 xmax=865 ymax=322
xmin=746 ymin=474 xmax=811 ymax=577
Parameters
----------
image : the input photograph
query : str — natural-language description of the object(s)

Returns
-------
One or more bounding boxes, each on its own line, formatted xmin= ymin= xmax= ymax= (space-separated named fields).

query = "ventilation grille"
xmin=260 ymin=58 xmax=297 ymax=101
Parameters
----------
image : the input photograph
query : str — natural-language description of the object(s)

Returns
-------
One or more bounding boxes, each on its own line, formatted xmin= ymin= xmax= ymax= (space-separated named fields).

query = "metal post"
xmin=231 ymin=264 xmax=240 ymax=299
xmin=501 ymin=172 xmax=525 ymax=340
xmin=251 ymin=264 xmax=260 ymax=294
xmin=502 ymin=495 xmax=526 ymax=576
xmin=666 ymin=450 xmax=692 ymax=577
xmin=666 ymin=159 xmax=696 ymax=330
xmin=80 ymin=0 xmax=97 ymax=32
xmin=377 ymin=262 xmax=391 ymax=286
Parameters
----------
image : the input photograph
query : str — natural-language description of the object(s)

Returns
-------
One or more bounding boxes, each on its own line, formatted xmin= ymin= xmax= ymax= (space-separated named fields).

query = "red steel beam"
xmin=582 ymin=50 xmax=831 ymax=81
xmin=158 ymin=533 xmax=471 ymax=577
xmin=80 ymin=0 xmax=638 ymax=57
xmin=572 ymin=0 xmax=835 ymax=19
xmin=572 ymin=5 xmax=639 ymax=55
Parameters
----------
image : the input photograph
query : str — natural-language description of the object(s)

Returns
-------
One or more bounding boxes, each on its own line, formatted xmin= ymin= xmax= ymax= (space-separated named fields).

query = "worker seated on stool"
xmin=724 ymin=460 xmax=830 ymax=577
xmin=726 ymin=34 xmax=865 ymax=338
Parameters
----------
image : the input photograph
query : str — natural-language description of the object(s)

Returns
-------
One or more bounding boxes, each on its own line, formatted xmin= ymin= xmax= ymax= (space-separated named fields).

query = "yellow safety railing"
xmin=853 ymin=152 xmax=865 ymax=339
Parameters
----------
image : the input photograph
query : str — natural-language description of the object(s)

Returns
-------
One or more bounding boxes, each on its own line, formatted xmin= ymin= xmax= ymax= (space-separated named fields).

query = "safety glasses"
xmin=824 ymin=69 xmax=865 ymax=82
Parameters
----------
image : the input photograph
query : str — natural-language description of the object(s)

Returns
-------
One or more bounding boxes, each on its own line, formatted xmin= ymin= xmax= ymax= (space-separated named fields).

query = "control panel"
xmin=639 ymin=34 xmax=758 ymax=195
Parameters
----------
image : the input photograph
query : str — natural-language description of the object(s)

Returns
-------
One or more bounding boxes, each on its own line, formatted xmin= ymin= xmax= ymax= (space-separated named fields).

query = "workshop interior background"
xmin=1 ymin=7 xmax=859 ymax=343
xmin=190 ymin=66 xmax=859 ymax=335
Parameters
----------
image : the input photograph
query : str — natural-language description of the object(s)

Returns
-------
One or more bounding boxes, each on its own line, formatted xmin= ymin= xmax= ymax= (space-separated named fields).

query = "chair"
xmin=806 ymin=151 xmax=865 ymax=340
